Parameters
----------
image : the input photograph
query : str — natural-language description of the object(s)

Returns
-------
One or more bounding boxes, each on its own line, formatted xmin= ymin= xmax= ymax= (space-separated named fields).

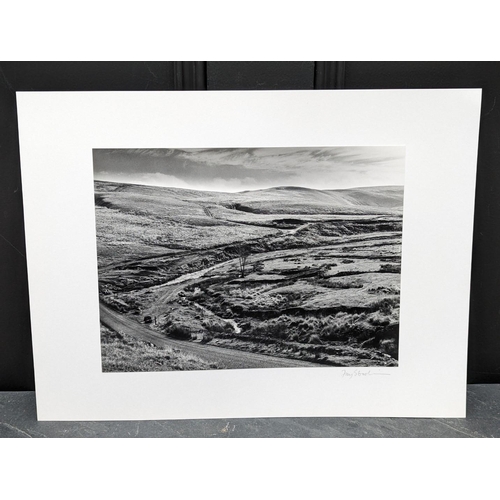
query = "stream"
xmin=192 ymin=302 xmax=241 ymax=334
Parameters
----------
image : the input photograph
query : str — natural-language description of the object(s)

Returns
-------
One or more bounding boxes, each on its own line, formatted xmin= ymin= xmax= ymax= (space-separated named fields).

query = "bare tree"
xmin=236 ymin=243 xmax=250 ymax=278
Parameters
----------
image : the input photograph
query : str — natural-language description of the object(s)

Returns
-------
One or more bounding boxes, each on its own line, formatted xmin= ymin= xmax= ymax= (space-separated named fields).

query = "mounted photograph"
xmin=93 ymin=147 xmax=405 ymax=372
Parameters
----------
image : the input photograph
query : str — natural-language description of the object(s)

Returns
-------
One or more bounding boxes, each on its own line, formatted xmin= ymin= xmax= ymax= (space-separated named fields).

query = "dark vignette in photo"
xmin=92 ymin=147 xmax=405 ymax=372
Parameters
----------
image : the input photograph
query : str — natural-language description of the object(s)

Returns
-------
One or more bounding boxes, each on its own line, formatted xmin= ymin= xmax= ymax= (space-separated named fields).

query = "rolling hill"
xmin=95 ymin=181 xmax=404 ymax=215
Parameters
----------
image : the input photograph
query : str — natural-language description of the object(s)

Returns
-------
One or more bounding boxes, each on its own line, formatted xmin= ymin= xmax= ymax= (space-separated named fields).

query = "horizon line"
xmin=94 ymin=178 xmax=404 ymax=194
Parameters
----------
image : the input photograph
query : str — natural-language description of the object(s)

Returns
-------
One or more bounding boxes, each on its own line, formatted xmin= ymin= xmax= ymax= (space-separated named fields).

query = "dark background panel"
xmin=1 ymin=61 xmax=208 ymax=92
xmin=1 ymin=61 xmax=499 ymax=390
xmin=207 ymin=61 xmax=315 ymax=90
xmin=206 ymin=61 xmax=346 ymax=90
xmin=0 ymin=77 xmax=33 ymax=391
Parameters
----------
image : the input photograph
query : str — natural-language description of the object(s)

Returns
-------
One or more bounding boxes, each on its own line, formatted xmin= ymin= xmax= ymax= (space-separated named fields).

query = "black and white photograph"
xmin=94 ymin=147 xmax=405 ymax=372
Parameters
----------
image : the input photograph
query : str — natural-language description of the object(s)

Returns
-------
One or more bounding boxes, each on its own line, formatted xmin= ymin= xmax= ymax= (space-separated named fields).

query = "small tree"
xmin=236 ymin=243 xmax=250 ymax=278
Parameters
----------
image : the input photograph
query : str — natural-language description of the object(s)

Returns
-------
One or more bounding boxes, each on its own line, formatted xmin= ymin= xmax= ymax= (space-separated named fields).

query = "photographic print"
xmin=94 ymin=147 xmax=404 ymax=372
xmin=17 ymin=89 xmax=481 ymax=419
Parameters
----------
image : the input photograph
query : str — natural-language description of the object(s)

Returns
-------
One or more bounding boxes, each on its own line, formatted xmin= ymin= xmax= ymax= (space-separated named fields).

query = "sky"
xmin=93 ymin=147 xmax=405 ymax=192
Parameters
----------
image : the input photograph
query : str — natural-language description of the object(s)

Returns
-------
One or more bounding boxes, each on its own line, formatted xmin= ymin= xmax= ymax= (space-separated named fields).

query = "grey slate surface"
xmin=0 ymin=385 xmax=499 ymax=438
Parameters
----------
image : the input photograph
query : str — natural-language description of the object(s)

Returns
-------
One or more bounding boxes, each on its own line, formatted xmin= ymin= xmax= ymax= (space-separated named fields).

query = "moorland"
xmin=95 ymin=180 xmax=403 ymax=371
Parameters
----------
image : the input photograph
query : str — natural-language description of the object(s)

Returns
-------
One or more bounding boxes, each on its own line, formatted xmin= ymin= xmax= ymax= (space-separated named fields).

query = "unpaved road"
xmin=99 ymin=303 xmax=317 ymax=370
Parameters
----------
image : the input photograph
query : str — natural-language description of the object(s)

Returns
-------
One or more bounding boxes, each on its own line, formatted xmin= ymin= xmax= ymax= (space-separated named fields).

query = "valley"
xmin=95 ymin=180 xmax=403 ymax=371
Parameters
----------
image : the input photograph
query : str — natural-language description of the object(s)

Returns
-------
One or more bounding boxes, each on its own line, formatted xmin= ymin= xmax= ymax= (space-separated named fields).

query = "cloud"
xmin=136 ymin=173 xmax=192 ymax=189
xmin=94 ymin=171 xmax=191 ymax=189
xmin=94 ymin=147 xmax=405 ymax=191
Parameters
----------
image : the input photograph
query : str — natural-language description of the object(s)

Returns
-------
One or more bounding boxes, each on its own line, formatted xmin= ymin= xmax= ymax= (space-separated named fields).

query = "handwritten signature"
xmin=341 ymin=369 xmax=391 ymax=379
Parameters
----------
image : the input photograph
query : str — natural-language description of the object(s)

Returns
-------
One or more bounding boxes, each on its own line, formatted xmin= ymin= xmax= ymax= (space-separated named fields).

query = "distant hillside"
xmin=213 ymin=186 xmax=402 ymax=214
xmin=327 ymin=186 xmax=404 ymax=209
xmin=94 ymin=181 xmax=404 ymax=215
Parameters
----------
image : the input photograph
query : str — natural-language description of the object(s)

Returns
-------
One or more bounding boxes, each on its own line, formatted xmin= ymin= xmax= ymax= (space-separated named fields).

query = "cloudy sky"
xmin=93 ymin=147 xmax=405 ymax=192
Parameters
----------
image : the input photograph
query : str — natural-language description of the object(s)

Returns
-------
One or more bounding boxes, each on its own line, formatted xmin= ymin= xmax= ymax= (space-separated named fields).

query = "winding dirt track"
xmin=99 ymin=303 xmax=317 ymax=370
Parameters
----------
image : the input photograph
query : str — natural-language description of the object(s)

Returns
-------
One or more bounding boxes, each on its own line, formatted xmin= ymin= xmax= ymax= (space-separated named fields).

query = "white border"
xmin=16 ymin=90 xmax=481 ymax=420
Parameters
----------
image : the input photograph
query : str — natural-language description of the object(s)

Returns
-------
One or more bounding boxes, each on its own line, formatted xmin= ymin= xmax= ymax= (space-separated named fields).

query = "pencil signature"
xmin=341 ymin=369 xmax=391 ymax=379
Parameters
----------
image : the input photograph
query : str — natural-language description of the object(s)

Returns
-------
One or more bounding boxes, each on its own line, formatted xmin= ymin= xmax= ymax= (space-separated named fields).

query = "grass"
xmin=100 ymin=325 xmax=224 ymax=372
xmin=241 ymin=307 xmax=399 ymax=347
xmin=208 ymin=336 xmax=398 ymax=367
